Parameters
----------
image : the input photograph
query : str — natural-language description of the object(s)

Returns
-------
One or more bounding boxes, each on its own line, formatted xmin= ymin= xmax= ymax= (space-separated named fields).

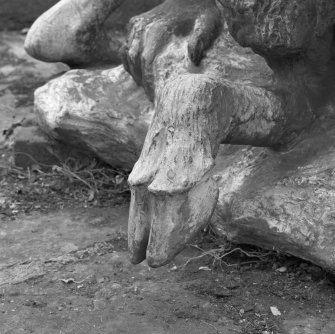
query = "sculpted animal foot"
xmin=128 ymin=178 xmax=219 ymax=267
xmin=128 ymin=74 xmax=231 ymax=266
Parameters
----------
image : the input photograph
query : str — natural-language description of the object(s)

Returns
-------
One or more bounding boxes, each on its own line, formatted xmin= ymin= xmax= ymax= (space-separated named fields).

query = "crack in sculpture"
xmin=26 ymin=0 xmax=335 ymax=268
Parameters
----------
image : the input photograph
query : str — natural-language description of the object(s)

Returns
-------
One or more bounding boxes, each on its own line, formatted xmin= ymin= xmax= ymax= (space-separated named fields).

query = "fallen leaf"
xmin=60 ymin=278 xmax=75 ymax=284
xmin=198 ymin=266 xmax=211 ymax=271
xmin=270 ymin=306 xmax=282 ymax=316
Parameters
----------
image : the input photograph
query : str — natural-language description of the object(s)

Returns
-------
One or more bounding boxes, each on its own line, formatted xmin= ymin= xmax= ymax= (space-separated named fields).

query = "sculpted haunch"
xmin=28 ymin=0 xmax=335 ymax=271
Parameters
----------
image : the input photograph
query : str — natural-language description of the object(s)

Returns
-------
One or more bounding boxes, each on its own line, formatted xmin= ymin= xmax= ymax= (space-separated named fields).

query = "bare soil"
xmin=1 ymin=28 xmax=335 ymax=334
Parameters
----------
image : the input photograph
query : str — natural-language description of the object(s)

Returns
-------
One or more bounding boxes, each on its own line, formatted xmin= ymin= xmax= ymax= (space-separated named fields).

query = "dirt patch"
xmin=1 ymin=205 xmax=335 ymax=334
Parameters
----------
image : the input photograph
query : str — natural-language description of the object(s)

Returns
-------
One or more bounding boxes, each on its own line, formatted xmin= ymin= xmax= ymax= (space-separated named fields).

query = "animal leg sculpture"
xmin=128 ymin=74 xmax=232 ymax=267
xmin=127 ymin=64 xmax=313 ymax=267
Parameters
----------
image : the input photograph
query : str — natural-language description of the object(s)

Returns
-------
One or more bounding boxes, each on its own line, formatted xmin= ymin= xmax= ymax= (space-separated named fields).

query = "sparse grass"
xmin=182 ymin=223 xmax=280 ymax=270
xmin=183 ymin=242 xmax=277 ymax=270
xmin=0 ymin=155 xmax=130 ymax=217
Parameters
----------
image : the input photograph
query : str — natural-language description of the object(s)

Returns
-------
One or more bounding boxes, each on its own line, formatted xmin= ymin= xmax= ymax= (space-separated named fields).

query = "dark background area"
xmin=0 ymin=0 xmax=163 ymax=31
xmin=0 ymin=0 xmax=59 ymax=30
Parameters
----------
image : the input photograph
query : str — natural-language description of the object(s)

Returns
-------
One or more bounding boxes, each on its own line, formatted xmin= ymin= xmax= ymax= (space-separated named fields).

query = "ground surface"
xmin=1 ymin=30 xmax=335 ymax=334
